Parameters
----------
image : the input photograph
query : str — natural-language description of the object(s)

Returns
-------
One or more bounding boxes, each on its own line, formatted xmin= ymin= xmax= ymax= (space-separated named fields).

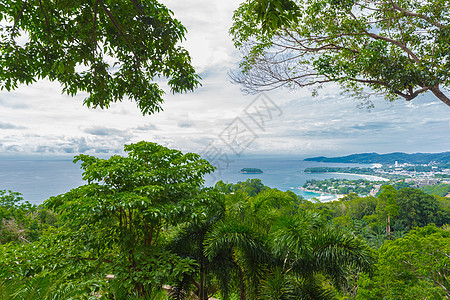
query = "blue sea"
xmin=0 ymin=156 xmax=371 ymax=205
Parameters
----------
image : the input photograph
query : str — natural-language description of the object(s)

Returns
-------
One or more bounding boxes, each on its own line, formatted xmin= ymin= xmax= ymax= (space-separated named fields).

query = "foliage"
xmin=3 ymin=156 xmax=449 ymax=298
xmin=215 ymin=178 xmax=271 ymax=198
xmin=421 ymin=183 xmax=450 ymax=197
xmin=0 ymin=190 xmax=56 ymax=244
xmin=0 ymin=0 xmax=200 ymax=115
xmin=357 ymin=224 xmax=450 ymax=299
xmin=1 ymin=142 xmax=215 ymax=297
xmin=167 ymin=190 xmax=232 ymax=300
xmin=396 ymin=187 xmax=447 ymax=228
xmin=376 ymin=185 xmax=399 ymax=239
xmin=231 ymin=0 xmax=450 ymax=107
xmin=204 ymin=188 xmax=374 ymax=299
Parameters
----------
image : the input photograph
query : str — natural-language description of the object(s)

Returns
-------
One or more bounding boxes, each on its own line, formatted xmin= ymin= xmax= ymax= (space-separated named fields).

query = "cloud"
xmin=0 ymin=0 xmax=448 ymax=159
xmin=178 ymin=122 xmax=194 ymax=128
xmin=350 ymin=122 xmax=390 ymax=131
xmin=0 ymin=97 xmax=30 ymax=109
xmin=84 ymin=126 xmax=132 ymax=138
xmin=135 ymin=123 xmax=158 ymax=131
xmin=0 ymin=121 xmax=27 ymax=129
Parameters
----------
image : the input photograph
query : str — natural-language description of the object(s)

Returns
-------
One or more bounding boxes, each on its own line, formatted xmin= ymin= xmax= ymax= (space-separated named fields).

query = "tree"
xmin=396 ymin=187 xmax=443 ymax=228
xmin=168 ymin=190 xmax=235 ymax=300
xmin=356 ymin=224 xmax=450 ymax=299
xmin=205 ymin=189 xmax=374 ymax=299
xmin=0 ymin=0 xmax=200 ymax=115
xmin=0 ymin=190 xmax=51 ymax=244
xmin=231 ymin=0 xmax=450 ymax=107
xmin=376 ymin=185 xmax=399 ymax=239
xmin=1 ymin=142 xmax=216 ymax=297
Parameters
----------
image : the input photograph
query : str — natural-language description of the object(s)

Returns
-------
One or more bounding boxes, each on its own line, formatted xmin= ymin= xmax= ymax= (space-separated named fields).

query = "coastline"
xmin=320 ymin=172 xmax=389 ymax=182
xmin=297 ymin=172 xmax=389 ymax=202
xmin=297 ymin=187 xmax=344 ymax=202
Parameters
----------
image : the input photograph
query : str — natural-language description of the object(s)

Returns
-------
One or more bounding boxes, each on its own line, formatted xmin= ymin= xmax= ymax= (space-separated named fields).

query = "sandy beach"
xmin=325 ymin=172 xmax=390 ymax=182
xmin=298 ymin=187 xmax=344 ymax=202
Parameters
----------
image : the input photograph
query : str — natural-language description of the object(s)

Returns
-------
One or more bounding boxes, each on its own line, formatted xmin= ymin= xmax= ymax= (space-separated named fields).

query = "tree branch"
xmin=98 ymin=0 xmax=137 ymax=59
xmin=429 ymin=86 xmax=450 ymax=107
xmin=11 ymin=0 xmax=29 ymax=39
xmin=38 ymin=0 xmax=51 ymax=44
xmin=389 ymin=1 xmax=443 ymax=29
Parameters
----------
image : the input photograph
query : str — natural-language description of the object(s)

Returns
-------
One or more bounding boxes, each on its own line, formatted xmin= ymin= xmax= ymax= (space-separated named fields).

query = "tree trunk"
xmin=430 ymin=86 xmax=450 ymax=107
xmin=199 ymin=261 xmax=207 ymax=300
xmin=239 ymin=269 xmax=246 ymax=300
xmin=387 ymin=214 xmax=391 ymax=240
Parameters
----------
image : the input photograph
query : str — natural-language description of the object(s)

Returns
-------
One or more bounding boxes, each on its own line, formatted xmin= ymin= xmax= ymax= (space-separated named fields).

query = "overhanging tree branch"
xmin=231 ymin=0 xmax=450 ymax=107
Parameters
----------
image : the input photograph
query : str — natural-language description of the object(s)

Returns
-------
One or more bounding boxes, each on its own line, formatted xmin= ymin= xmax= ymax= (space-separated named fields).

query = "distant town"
xmin=302 ymin=152 xmax=450 ymax=198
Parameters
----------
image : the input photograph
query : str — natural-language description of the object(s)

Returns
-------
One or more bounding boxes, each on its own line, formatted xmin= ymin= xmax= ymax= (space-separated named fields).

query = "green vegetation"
xmin=231 ymin=0 xmax=450 ymax=106
xmin=303 ymin=178 xmax=384 ymax=196
xmin=1 ymin=142 xmax=215 ymax=298
xmin=0 ymin=1 xmax=200 ymax=115
xmin=357 ymin=225 xmax=450 ymax=299
xmin=0 ymin=190 xmax=56 ymax=244
xmin=421 ymin=183 xmax=450 ymax=197
xmin=239 ymin=168 xmax=263 ymax=174
xmin=1 ymin=0 xmax=448 ymax=298
xmin=1 ymin=149 xmax=449 ymax=299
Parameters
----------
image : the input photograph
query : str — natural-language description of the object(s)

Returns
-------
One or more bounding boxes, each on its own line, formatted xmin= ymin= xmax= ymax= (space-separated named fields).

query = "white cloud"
xmin=0 ymin=0 xmax=449 ymax=158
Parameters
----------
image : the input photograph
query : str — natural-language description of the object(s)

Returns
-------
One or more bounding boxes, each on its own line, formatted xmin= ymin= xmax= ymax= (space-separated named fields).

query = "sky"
xmin=0 ymin=0 xmax=449 ymax=161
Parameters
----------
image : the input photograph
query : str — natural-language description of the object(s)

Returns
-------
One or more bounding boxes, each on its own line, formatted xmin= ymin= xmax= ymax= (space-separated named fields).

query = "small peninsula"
xmin=240 ymin=168 xmax=263 ymax=174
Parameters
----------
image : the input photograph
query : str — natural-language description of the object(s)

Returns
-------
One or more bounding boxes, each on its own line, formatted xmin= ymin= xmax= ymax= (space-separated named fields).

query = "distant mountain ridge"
xmin=304 ymin=152 xmax=450 ymax=165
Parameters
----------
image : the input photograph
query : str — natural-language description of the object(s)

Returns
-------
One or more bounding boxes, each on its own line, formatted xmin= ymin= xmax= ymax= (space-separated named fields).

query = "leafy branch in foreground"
xmin=231 ymin=0 xmax=450 ymax=107
xmin=0 ymin=0 xmax=200 ymax=114
xmin=1 ymin=141 xmax=215 ymax=298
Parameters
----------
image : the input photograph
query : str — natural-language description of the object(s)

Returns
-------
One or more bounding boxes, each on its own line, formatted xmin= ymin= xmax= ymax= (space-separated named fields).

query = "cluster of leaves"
xmin=0 ymin=190 xmax=57 ymax=244
xmin=0 ymin=142 xmax=216 ymax=298
xmin=169 ymin=182 xmax=374 ymax=300
xmin=0 ymin=0 xmax=200 ymax=115
xmin=421 ymin=183 xmax=450 ymax=197
xmin=231 ymin=0 xmax=450 ymax=106
xmin=357 ymin=224 xmax=450 ymax=299
xmin=308 ymin=186 xmax=449 ymax=248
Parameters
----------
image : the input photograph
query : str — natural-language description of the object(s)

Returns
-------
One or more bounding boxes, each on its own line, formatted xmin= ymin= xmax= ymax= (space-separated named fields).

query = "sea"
xmin=0 ymin=156 xmax=373 ymax=205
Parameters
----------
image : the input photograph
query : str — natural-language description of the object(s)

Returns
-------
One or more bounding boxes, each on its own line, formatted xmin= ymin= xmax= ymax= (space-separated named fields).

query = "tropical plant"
xmin=376 ymin=185 xmax=399 ymax=239
xmin=1 ymin=141 xmax=215 ymax=298
xmin=357 ymin=224 xmax=450 ymax=299
xmin=205 ymin=189 xmax=374 ymax=299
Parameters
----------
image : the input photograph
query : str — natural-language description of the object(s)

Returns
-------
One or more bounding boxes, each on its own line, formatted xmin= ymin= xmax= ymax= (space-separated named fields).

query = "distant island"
xmin=304 ymin=151 xmax=450 ymax=165
xmin=240 ymin=168 xmax=263 ymax=174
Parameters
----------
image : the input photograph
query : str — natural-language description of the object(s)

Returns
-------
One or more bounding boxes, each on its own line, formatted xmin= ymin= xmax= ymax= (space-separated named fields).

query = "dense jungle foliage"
xmin=0 ymin=142 xmax=449 ymax=299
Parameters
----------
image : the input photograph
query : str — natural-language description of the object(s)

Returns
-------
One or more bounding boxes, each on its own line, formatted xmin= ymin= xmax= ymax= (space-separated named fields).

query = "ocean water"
xmin=0 ymin=158 xmax=85 ymax=205
xmin=0 ymin=156 xmax=370 ymax=205
xmin=203 ymin=156 xmax=370 ymax=200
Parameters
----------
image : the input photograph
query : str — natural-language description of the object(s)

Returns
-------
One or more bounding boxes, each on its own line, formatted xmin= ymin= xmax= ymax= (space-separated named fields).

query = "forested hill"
xmin=304 ymin=152 xmax=450 ymax=165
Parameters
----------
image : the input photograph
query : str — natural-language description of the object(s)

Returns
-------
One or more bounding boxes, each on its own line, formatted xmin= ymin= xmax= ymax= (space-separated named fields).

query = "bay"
xmin=0 ymin=156 xmax=372 ymax=205
xmin=204 ymin=156 xmax=371 ymax=201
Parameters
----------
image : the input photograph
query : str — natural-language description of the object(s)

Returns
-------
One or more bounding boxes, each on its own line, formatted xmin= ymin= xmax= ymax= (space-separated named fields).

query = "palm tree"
xmin=168 ymin=198 xmax=236 ymax=300
xmin=205 ymin=189 xmax=293 ymax=300
xmin=205 ymin=191 xmax=374 ymax=299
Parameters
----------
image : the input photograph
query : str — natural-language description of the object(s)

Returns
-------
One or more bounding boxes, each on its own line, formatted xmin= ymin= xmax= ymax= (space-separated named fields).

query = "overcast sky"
xmin=0 ymin=0 xmax=449 ymax=160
